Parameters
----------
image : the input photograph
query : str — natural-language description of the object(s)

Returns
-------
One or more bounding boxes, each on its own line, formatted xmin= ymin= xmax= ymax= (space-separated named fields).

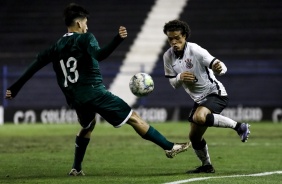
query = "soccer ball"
xmin=129 ymin=73 xmax=154 ymax=97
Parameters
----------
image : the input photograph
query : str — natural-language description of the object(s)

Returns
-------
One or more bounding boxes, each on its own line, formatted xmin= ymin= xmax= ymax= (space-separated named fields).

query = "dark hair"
xmin=64 ymin=3 xmax=89 ymax=27
xmin=163 ymin=20 xmax=191 ymax=40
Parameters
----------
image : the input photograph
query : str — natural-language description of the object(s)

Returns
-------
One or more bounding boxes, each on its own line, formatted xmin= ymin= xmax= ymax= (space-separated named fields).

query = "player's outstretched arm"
xmin=94 ymin=26 xmax=127 ymax=61
xmin=5 ymin=51 xmax=51 ymax=99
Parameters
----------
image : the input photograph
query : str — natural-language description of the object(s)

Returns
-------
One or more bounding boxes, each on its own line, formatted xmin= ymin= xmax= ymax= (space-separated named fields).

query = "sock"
xmin=234 ymin=122 xmax=242 ymax=131
xmin=72 ymin=136 xmax=90 ymax=171
xmin=142 ymin=126 xmax=174 ymax=150
xmin=206 ymin=114 xmax=237 ymax=128
xmin=192 ymin=139 xmax=211 ymax=166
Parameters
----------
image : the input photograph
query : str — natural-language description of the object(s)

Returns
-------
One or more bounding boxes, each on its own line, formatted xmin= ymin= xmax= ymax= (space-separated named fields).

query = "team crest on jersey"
xmin=185 ymin=59 xmax=193 ymax=69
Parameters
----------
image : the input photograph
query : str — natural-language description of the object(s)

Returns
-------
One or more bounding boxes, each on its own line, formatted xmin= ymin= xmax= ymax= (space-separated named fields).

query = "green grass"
xmin=0 ymin=122 xmax=282 ymax=184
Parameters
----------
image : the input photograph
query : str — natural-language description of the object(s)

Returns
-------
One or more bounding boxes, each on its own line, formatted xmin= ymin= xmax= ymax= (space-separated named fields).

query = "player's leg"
xmin=186 ymin=122 xmax=215 ymax=173
xmin=186 ymin=102 xmax=217 ymax=173
xmin=69 ymin=105 xmax=96 ymax=176
xmin=97 ymin=91 xmax=190 ymax=158
xmin=126 ymin=111 xmax=190 ymax=158
xmin=186 ymin=94 xmax=250 ymax=173
xmin=127 ymin=111 xmax=173 ymax=148
xmin=69 ymin=120 xmax=96 ymax=176
xmin=193 ymin=95 xmax=250 ymax=142
xmin=204 ymin=112 xmax=250 ymax=142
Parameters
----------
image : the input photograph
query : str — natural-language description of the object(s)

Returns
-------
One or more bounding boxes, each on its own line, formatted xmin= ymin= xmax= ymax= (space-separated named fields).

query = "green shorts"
xmin=74 ymin=90 xmax=132 ymax=128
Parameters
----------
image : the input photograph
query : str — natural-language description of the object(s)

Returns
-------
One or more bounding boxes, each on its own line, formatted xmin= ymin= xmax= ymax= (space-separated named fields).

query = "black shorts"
xmin=188 ymin=94 xmax=229 ymax=122
xmin=75 ymin=91 xmax=132 ymax=128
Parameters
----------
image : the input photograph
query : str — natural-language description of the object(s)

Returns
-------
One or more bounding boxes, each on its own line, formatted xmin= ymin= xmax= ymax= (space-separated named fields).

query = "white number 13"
xmin=60 ymin=57 xmax=79 ymax=87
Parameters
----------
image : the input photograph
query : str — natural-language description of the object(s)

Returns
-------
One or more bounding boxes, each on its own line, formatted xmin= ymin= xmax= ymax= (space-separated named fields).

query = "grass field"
xmin=0 ymin=121 xmax=281 ymax=184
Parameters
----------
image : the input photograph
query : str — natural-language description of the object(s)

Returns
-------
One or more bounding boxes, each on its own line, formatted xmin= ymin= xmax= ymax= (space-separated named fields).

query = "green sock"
xmin=72 ymin=136 xmax=90 ymax=171
xmin=142 ymin=126 xmax=174 ymax=150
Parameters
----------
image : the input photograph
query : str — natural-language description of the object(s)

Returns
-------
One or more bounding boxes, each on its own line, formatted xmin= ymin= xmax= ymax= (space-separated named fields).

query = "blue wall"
xmin=1 ymin=0 xmax=281 ymax=109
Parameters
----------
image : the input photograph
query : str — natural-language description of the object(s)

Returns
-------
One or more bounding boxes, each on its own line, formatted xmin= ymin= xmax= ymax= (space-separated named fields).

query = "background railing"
xmin=2 ymin=60 xmax=281 ymax=108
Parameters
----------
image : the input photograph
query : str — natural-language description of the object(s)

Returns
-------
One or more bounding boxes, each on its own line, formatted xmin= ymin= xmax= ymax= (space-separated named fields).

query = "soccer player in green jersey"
xmin=5 ymin=3 xmax=190 ymax=176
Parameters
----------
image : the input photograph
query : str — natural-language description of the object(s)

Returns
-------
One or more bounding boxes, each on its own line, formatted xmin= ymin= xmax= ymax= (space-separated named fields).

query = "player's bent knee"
xmin=193 ymin=114 xmax=206 ymax=125
xmin=78 ymin=120 xmax=96 ymax=137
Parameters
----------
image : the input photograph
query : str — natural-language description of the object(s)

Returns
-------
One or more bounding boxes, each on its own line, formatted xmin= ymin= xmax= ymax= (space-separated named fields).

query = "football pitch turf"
xmin=0 ymin=121 xmax=281 ymax=184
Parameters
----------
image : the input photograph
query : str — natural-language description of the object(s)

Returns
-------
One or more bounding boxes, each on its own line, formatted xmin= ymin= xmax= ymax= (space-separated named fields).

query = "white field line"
xmin=163 ymin=171 xmax=282 ymax=184
xmin=208 ymin=142 xmax=282 ymax=146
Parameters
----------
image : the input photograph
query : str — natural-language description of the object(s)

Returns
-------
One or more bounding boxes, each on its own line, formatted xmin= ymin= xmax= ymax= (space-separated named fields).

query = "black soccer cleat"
xmin=186 ymin=164 xmax=215 ymax=174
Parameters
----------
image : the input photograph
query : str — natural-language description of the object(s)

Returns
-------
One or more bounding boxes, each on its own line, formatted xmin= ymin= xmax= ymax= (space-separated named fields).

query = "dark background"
xmin=1 ymin=0 xmax=281 ymax=110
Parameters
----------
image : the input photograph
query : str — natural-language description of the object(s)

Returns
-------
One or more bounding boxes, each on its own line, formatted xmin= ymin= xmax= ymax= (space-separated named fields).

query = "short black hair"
xmin=64 ymin=3 xmax=89 ymax=27
xmin=163 ymin=20 xmax=191 ymax=40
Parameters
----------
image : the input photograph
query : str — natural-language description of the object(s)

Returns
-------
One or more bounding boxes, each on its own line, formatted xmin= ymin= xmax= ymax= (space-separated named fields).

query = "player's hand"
xmin=180 ymin=72 xmax=197 ymax=84
xmin=5 ymin=90 xmax=13 ymax=100
xmin=212 ymin=60 xmax=223 ymax=75
xmin=119 ymin=26 xmax=127 ymax=39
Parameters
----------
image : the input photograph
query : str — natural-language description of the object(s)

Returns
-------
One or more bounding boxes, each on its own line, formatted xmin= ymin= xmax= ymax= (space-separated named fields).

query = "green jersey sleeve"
xmin=8 ymin=46 xmax=55 ymax=97
xmin=85 ymin=33 xmax=124 ymax=61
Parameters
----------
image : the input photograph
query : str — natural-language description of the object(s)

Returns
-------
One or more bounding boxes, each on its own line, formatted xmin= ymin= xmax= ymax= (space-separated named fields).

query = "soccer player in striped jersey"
xmin=162 ymin=20 xmax=250 ymax=173
xmin=5 ymin=4 xmax=190 ymax=176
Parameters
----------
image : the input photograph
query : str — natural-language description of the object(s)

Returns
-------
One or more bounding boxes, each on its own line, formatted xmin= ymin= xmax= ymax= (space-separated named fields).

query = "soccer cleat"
xmin=165 ymin=142 xmax=191 ymax=158
xmin=186 ymin=164 xmax=215 ymax=174
xmin=68 ymin=168 xmax=85 ymax=176
xmin=237 ymin=123 xmax=250 ymax=142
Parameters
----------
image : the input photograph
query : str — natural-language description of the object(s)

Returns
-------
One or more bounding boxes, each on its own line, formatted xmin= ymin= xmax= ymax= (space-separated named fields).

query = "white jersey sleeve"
xmin=194 ymin=44 xmax=216 ymax=69
xmin=195 ymin=45 xmax=228 ymax=75
xmin=163 ymin=49 xmax=183 ymax=88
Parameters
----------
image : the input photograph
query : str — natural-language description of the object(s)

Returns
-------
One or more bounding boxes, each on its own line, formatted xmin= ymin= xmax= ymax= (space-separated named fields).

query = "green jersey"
xmin=9 ymin=32 xmax=124 ymax=107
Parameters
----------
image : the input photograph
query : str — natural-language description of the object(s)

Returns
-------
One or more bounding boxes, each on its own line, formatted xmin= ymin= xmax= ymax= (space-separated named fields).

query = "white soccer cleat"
xmin=165 ymin=142 xmax=191 ymax=158
xmin=68 ymin=168 xmax=85 ymax=176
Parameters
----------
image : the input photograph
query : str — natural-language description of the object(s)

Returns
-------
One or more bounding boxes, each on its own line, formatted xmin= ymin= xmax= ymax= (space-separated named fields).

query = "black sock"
xmin=205 ymin=114 xmax=214 ymax=126
xmin=192 ymin=138 xmax=207 ymax=150
xmin=234 ymin=122 xmax=242 ymax=131
xmin=142 ymin=126 xmax=174 ymax=150
xmin=72 ymin=136 xmax=90 ymax=171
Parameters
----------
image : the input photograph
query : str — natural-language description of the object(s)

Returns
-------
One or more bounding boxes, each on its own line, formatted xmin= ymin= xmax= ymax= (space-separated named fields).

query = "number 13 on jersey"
xmin=60 ymin=57 xmax=79 ymax=87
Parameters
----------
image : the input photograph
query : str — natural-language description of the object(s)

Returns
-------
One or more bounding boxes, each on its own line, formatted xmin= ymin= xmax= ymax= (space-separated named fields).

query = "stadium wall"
xmin=2 ymin=106 xmax=282 ymax=124
xmin=1 ymin=0 xmax=282 ymax=124
xmin=1 ymin=61 xmax=282 ymax=124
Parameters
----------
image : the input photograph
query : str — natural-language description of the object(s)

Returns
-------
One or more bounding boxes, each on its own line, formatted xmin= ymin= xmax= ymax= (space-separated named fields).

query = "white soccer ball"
xmin=129 ymin=73 xmax=154 ymax=97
